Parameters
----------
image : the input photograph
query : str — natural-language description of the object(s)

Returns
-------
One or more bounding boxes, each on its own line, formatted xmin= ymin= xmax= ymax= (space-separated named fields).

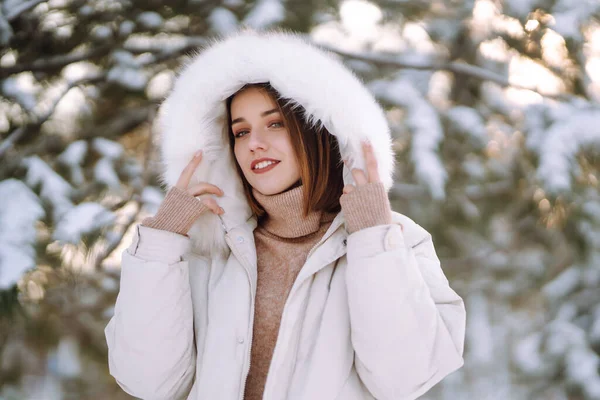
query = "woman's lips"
xmin=252 ymin=161 xmax=280 ymax=174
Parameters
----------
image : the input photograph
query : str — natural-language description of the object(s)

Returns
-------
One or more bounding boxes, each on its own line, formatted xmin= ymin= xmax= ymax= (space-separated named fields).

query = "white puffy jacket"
xmin=105 ymin=30 xmax=466 ymax=400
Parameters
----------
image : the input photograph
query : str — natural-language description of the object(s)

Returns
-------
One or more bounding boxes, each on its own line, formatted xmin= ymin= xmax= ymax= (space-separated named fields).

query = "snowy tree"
xmin=0 ymin=0 xmax=599 ymax=398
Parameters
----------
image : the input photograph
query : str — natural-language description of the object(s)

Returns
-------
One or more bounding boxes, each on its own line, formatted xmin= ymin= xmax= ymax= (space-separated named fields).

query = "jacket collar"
xmin=223 ymin=212 xmax=348 ymax=284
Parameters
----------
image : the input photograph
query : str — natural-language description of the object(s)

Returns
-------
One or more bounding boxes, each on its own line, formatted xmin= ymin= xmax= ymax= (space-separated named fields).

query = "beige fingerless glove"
xmin=340 ymin=182 xmax=392 ymax=234
xmin=141 ymin=187 xmax=209 ymax=236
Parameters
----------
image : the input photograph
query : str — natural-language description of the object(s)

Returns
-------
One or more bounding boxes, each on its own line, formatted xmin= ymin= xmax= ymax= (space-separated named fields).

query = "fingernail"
xmin=194 ymin=150 xmax=202 ymax=158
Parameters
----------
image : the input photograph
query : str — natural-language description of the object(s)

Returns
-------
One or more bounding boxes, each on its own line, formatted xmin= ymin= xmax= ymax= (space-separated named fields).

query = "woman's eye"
xmin=234 ymin=130 xmax=248 ymax=138
xmin=269 ymin=121 xmax=283 ymax=128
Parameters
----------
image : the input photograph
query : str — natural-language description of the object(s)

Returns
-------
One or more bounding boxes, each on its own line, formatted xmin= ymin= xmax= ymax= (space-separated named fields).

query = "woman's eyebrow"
xmin=231 ymin=108 xmax=280 ymax=125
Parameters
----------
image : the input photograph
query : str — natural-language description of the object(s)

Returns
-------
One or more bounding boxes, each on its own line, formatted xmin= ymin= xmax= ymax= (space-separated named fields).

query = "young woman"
xmin=105 ymin=30 xmax=466 ymax=400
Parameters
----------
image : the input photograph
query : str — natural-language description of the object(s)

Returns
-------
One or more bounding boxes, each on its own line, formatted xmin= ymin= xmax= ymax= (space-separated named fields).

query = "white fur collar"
xmin=155 ymin=29 xmax=394 ymax=256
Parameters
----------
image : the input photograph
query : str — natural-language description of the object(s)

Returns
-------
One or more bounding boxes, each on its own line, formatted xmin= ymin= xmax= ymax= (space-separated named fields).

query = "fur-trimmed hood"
xmin=155 ymin=29 xmax=394 ymax=256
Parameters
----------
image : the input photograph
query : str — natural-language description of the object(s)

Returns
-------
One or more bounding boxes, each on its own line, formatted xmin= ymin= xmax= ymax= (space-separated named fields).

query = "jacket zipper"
xmin=225 ymin=234 xmax=255 ymax=400
xmin=261 ymin=227 xmax=346 ymax=400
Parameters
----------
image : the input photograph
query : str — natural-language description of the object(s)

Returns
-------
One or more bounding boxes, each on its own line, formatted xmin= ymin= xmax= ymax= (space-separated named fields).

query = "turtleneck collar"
xmin=252 ymin=185 xmax=334 ymax=239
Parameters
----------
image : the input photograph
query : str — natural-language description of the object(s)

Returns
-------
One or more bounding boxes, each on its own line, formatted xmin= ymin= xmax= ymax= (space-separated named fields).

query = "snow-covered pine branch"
xmin=370 ymin=77 xmax=447 ymax=199
xmin=0 ymin=74 xmax=105 ymax=158
xmin=0 ymin=45 xmax=111 ymax=77
xmin=319 ymin=43 xmax=575 ymax=101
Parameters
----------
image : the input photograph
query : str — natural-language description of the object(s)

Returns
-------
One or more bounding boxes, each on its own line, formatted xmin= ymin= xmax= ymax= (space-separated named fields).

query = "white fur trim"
xmin=156 ymin=29 xmax=394 ymax=255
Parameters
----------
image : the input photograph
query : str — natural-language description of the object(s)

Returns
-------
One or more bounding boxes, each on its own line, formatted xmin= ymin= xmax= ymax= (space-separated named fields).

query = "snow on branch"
xmin=23 ymin=156 xmax=73 ymax=215
xmin=0 ymin=45 xmax=111 ymax=77
xmin=370 ymin=77 xmax=447 ymax=199
xmin=320 ymin=44 xmax=574 ymax=101
xmin=52 ymin=202 xmax=115 ymax=244
xmin=537 ymin=109 xmax=600 ymax=193
xmin=0 ymin=8 xmax=13 ymax=46
xmin=0 ymin=179 xmax=45 ymax=289
xmin=123 ymin=34 xmax=207 ymax=64
xmin=5 ymin=0 xmax=47 ymax=21
xmin=0 ymin=74 xmax=105 ymax=158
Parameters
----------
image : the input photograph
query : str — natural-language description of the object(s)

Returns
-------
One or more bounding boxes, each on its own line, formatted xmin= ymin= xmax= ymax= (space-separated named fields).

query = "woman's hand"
xmin=340 ymin=141 xmax=395 ymax=234
xmin=343 ymin=141 xmax=381 ymax=194
xmin=141 ymin=150 xmax=225 ymax=236
xmin=176 ymin=150 xmax=224 ymax=216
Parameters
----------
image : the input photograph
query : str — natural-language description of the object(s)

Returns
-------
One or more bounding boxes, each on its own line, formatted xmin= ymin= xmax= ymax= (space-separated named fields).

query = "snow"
xmin=103 ymin=306 xmax=115 ymax=319
xmin=100 ymin=276 xmax=118 ymax=292
xmin=504 ymin=0 xmax=538 ymax=19
xmin=58 ymin=140 xmax=87 ymax=166
xmin=53 ymin=336 xmax=81 ymax=378
xmin=146 ymin=70 xmax=174 ymax=100
xmin=523 ymin=104 xmax=548 ymax=152
xmin=462 ymin=157 xmax=486 ymax=180
xmin=537 ymin=110 xmax=600 ymax=193
xmin=92 ymin=137 xmax=124 ymax=159
xmin=591 ymin=306 xmax=600 ymax=347
xmin=107 ymin=65 xmax=148 ymax=91
xmin=57 ymin=140 xmax=87 ymax=185
xmin=90 ymin=24 xmax=112 ymax=41
xmin=164 ymin=16 xmax=190 ymax=32
xmin=545 ymin=321 xmax=587 ymax=360
xmin=552 ymin=10 xmax=582 ymax=41
xmin=23 ymin=156 xmax=73 ymax=219
xmin=137 ymin=11 xmax=163 ymax=29
xmin=513 ymin=332 xmax=553 ymax=378
xmin=446 ymin=106 xmax=487 ymax=144
xmin=122 ymin=33 xmax=205 ymax=54
xmin=582 ymin=200 xmax=600 ymax=222
xmin=370 ymin=77 xmax=447 ymax=199
xmin=223 ymin=0 xmax=244 ymax=6
xmin=0 ymin=179 xmax=45 ymax=289
xmin=94 ymin=157 xmax=121 ymax=188
xmin=242 ymin=0 xmax=285 ymax=29
xmin=141 ymin=186 xmax=164 ymax=214
xmin=549 ymin=0 xmax=599 ymax=43
xmin=466 ymin=292 xmax=494 ymax=365
xmin=19 ymin=374 xmax=63 ymax=400
xmin=120 ymin=159 xmax=143 ymax=179
xmin=0 ymin=6 xmax=13 ymax=46
xmin=111 ymin=49 xmax=139 ymax=68
xmin=52 ymin=202 xmax=115 ymax=243
xmin=119 ymin=20 xmax=135 ymax=37
xmin=61 ymin=61 xmax=103 ymax=83
xmin=78 ymin=5 xmax=93 ymax=16
xmin=2 ymin=72 xmax=40 ymax=111
xmin=542 ymin=267 xmax=581 ymax=302
xmin=209 ymin=7 xmax=239 ymax=36
xmin=0 ymin=49 xmax=16 ymax=68
xmin=565 ymin=346 xmax=600 ymax=387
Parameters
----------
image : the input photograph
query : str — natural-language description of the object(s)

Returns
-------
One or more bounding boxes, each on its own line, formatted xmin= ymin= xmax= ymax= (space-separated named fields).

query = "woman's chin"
xmin=253 ymin=187 xmax=284 ymax=196
xmin=251 ymin=182 xmax=297 ymax=196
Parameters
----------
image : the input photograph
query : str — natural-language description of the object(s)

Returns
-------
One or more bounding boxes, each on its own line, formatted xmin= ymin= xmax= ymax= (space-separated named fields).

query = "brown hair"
xmin=225 ymin=83 xmax=344 ymax=218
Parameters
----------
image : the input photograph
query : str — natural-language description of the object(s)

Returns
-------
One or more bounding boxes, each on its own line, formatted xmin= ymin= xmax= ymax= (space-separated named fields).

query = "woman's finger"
xmin=342 ymin=184 xmax=356 ymax=194
xmin=175 ymin=150 xmax=203 ymax=190
xmin=351 ymin=168 xmax=368 ymax=185
xmin=201 ymin=197 xmax=224 ymax=215
xmin=187 ymin=182 xmax=224 ymax=197
xmin=362 ymin=141 xmax=380 ymax=183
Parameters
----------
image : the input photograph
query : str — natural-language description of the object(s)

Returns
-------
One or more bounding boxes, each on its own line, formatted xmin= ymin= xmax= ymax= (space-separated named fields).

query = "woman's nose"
xmin=248 ymin=129 xmax=268 ymax=152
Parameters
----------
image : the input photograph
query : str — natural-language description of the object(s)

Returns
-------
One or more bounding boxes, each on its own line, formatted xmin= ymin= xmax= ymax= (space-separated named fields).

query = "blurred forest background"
xmin=0 ymin=0 xmax=599 ymax=398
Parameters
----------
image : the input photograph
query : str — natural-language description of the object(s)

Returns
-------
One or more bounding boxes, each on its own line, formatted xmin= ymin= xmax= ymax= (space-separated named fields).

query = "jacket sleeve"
xmin=104 ymin=225 xmax=197 ymax=400
xmin=345 ymin=213 xmax=465 ymax=400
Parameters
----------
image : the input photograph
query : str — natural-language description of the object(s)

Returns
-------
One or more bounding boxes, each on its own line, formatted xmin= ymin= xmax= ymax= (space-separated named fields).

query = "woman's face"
xmin=230 ymin=87 xmax=301 ymax=195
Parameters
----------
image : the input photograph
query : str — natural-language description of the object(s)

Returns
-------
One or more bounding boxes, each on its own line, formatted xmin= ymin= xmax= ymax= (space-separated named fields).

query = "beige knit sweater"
xmin=142 ymin=183 xmax=392 ymax=399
